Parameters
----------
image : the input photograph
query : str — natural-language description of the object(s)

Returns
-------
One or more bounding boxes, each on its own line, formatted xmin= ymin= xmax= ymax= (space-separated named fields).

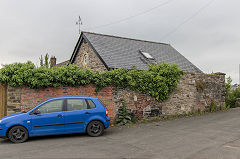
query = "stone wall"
xmin=4 ymin=72 xmax=226 ymax=122
xmin=73 ymin=40 xmax=107 ymax=72
xmin=236 ymin=98 xmax=240 ymax=107
xmin=6 ymin=86 xmax=21 ymax=115
xmin=113 ymin=89 xmax=162 ymax=119
xmin=162 ymin=72 xmax=226 ymax=115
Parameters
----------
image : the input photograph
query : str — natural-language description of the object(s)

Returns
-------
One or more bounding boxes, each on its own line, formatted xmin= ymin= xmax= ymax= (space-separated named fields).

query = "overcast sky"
xmin=0 ymin=0 xmax=239 ymax=84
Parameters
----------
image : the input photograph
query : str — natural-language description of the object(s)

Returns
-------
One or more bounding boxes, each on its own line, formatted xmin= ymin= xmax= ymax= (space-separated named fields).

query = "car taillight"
xmin=105 ymin=108 xmax=108 ymax=116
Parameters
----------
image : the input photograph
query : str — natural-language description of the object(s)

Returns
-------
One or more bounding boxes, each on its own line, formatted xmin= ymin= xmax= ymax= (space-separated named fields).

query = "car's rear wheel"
xmin=8 ymin=126 xmax=29 ymax=143
xmin=87 ymin=121 xmax=104 ymax=137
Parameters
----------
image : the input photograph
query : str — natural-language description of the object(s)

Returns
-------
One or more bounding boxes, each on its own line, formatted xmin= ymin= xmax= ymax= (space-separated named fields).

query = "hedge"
xmin=0 ymin=61 xmax=183 ymax=101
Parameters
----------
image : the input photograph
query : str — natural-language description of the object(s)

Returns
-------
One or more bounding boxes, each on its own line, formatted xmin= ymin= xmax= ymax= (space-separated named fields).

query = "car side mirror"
xmin=33 ymin=110 xmax=41 ymax=115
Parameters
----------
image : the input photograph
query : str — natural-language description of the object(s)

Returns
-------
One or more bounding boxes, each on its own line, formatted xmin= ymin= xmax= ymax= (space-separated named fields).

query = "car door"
xmin=30 ymin=99 xmax=65 ymax=136
xmin=64 ymin=98 xmax=96 ymax=133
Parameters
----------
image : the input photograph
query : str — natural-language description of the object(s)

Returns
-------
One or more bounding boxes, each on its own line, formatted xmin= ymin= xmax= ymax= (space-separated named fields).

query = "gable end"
xmin=70 ymin=33 xmax=109 ymax=71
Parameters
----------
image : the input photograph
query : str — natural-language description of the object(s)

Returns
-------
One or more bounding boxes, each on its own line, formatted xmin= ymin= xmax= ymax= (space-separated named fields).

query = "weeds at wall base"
xmin=112 ymin=105 xmax=231 ymax=127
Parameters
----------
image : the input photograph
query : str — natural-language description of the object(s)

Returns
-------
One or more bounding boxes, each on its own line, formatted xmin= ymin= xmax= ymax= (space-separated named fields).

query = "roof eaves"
xmin=168 ymin=44 xmax=203 ymax=73
xmin=70 ymin=32 xmax=84 ymax=63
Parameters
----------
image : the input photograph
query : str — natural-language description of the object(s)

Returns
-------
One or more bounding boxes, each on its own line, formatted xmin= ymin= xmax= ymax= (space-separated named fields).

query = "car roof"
xmin=47 ymin=96 xmax=98 ymax=101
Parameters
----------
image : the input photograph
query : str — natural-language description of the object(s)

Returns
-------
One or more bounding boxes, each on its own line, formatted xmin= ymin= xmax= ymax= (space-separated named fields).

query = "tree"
xmin=39 ymin=55 xmax=43 ymax=67
xmin=44 ymin=53 xmax=49 ymax=68
xmin=39 ymin=53 xmax=50 ymax=68
xmin=226 ymin=76 xmax=232 ymax=96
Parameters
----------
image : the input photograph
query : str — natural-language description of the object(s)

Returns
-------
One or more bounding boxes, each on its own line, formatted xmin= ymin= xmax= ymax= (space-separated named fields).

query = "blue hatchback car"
xmin=0 ymin=96 xmax=110 ymax=143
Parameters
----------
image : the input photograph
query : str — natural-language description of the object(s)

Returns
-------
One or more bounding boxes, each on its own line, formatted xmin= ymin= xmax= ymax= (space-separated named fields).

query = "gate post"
xmin=0 ymin=83 xmax=7 ymax=118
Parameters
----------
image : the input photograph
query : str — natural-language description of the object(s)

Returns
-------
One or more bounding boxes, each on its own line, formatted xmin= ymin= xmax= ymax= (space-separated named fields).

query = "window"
xmin=37 ymin=99 xmax=64 ymax=114
xmin=86 ymin=99 xmax=96 ymax=109
xmin=67 ymin=99 xmax=88 ymax=111
xmin=83 ymin=54 xmax=87 ymax=64
xmin=140 ymin=51 xmax=154 ymax=59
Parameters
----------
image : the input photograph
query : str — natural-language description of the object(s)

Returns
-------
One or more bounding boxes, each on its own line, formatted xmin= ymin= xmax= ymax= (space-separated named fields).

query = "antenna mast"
xmin=76 ymin=16 xmax=83 ymax=35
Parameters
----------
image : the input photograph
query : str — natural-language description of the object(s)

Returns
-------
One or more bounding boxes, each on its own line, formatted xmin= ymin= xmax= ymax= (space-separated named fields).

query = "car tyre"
xmin=87 ymin=121 xmax=104 ymax=137
xmin=8 ymin=126 xmax=29 ymax=143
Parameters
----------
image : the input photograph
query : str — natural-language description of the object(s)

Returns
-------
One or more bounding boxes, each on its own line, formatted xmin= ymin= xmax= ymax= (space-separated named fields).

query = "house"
xmin=68 ymin=31 xmax=202 ymax=73
xmin=56 ymin=60 xmax=69 ymax=67
xmin=232 ymin=84 xmax=240 ymax=91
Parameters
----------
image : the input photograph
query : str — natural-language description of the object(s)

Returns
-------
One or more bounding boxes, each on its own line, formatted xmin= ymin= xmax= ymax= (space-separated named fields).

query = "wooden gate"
xmin=0 ymin=83 xmax=6 ymax=118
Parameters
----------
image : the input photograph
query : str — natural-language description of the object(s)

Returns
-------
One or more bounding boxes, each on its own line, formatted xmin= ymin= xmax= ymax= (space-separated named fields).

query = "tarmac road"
xmin=1 ymin=108 xmax=240 ymax=159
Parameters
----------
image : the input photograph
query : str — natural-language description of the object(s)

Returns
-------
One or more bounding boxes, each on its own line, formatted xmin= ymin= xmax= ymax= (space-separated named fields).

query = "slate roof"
xmin=56 ymin=60 xmax=69 ymax=67
xmin=70 ymin=32 xmax=202 ymax=73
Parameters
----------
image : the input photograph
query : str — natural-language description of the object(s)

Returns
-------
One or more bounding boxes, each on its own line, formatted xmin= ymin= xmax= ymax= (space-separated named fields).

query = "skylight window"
xmin=140 ymin=51 xmax=154 ymax=59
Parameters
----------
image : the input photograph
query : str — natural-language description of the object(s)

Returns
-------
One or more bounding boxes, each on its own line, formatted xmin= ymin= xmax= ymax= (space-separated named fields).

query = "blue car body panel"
xmin=30 ymin=111 xmax=65 ymax=136
xmin=0 ymin=96 xmax=110 ymax=138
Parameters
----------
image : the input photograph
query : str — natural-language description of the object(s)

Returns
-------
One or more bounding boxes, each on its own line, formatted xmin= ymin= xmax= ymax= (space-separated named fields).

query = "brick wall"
xmin=20 ymin=85 xmax=115 ymax=121
xmin=73 ymin=40 xmax=108 ymax=72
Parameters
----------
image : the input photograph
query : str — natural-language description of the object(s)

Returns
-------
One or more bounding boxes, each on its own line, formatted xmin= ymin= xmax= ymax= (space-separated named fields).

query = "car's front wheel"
xmin=8 ymin=126 xmax=29 ymax=143
xmin=86 ymin=121 xmax=104 ymax=137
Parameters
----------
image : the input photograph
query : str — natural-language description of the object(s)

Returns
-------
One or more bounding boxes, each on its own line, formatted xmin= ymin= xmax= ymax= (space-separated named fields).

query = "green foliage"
xmin=114 ymin=101 xmax=133 ymax=126
xmin=226 ymin=88 xmax=240 ymax=108
xmin=209 ymin=72 xmax=216 ymax=75
xmin=39 ymin=53 xmax=50 ymax=68
xmin=0 ymin=62 xmax=183 ymax=101
xmin=39 ymin=55 xmax=44 ymax=67
xmin=225 ymin=76 xmax=240 ymax=108
xmin=101 ymin=63 xmax=183 ymax=101
xmin=223 ymin=103 xmax=230 ymax=110
xmin=210 ymin=99 xmax=216 ymax=112
xmin=0 ymin=61 xmax=36 ymax=87
xmin=225 ymin=76 xmax=232 ymax=96
xmin=44 ymin=53 xmax=49 ymax=68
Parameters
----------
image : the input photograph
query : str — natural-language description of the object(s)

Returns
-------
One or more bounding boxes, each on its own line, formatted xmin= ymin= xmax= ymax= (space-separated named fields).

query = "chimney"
xmin=50 ymin=56 xmax=56 ymax=68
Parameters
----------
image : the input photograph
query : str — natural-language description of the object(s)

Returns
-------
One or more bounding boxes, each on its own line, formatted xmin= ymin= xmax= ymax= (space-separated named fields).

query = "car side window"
xmin=86 ymin=99 xmax=96 ymax=109
xmin=37 ymin=99 xmax=64 ymax=114
xmin=67 ymin=99 xmax=88 ymax=111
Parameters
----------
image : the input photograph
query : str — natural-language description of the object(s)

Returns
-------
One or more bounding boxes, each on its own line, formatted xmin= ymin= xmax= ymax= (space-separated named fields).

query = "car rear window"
xmin=86 ymin=99 xmax=96 ymax=109
xmin=98 ymin=99 xmax=106 ymax=107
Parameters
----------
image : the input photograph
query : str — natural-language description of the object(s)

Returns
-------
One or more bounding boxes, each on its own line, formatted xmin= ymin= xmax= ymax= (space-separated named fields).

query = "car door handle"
xmin=57 ymin=114 xmax=63 ymax=117
xmin=85 ymin=112 xmax=90 ymax=114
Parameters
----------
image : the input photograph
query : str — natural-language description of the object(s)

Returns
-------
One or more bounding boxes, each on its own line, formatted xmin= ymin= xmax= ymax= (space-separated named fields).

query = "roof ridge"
xmin=82 ymin=31 xmax=169 ymax=45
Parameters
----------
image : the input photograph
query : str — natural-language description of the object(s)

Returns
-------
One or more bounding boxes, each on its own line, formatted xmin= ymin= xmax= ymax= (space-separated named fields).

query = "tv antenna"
xmin=76 ymin=16 xmax=83 ymax=35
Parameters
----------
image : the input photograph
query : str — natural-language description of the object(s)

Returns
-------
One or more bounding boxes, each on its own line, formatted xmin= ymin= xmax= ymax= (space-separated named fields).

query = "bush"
xmin=226 ymin=88 xmax=240 ymax=108
xmin=0 ymin=61 xmax=183 ymax=101
xmin=225 ymin=76 xmax=240 ymax=108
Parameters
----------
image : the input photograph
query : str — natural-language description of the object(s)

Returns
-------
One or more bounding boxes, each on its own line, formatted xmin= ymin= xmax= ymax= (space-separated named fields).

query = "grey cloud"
xmin=0 ymin=0 xmax=240 ymax=83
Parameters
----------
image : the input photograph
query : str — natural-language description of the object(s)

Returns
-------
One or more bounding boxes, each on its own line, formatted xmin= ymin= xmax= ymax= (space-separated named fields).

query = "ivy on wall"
xmin=0 ymin=61 xmax=183 ymax=101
